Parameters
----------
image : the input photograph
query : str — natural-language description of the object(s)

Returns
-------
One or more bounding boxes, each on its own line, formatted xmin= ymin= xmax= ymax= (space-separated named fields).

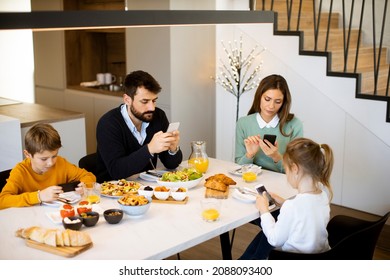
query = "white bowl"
xmin=117 ymin=196 xmax=151 ymax=216
xmin=137 ymin=186 xmax=154 ymax=199
xmin=170 ymin=188 xmax=188 ymax=201
xmin=156 ymin=175 xmax=204 ymax=190
xmin=153 ymin=188 xmax=171 ymax=200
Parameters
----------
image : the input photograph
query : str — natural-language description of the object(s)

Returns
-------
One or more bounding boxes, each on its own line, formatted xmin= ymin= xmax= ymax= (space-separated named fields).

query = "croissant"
xmin=15 ymin=227 xmax=92 ymax=247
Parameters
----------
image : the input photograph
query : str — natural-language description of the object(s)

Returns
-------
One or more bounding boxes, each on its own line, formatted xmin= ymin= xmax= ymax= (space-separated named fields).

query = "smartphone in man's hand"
xmin=166 ymin=122 xmax=180 ymax=133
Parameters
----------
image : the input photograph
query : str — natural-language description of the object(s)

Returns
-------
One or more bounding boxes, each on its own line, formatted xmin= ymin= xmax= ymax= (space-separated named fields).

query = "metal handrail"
xmin=259 ymin=0 xmax=389 ymax=98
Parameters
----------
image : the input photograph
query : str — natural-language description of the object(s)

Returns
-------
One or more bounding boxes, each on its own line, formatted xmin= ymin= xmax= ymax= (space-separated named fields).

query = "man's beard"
xmin=130 ymin=104 xmax=154 ymax=122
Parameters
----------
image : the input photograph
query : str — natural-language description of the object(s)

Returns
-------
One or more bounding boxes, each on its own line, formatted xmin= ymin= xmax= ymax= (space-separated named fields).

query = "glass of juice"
xmin=85 ymin=182 xmax=101 ymax=204
xmin=200 ymin=198 xmax=221 ymax=222
xmin=241 ymin=164 xmax=261 ymax=183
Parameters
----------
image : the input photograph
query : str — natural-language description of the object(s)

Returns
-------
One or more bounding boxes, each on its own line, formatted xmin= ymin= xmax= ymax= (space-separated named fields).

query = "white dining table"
xmin=0 ymin=158 xmax=297 ymax=260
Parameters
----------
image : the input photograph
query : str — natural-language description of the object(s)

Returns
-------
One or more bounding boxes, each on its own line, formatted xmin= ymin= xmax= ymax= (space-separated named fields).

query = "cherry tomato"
xmin=77 ymin=200 xmax=92 ymax=215
xmin=60 ymin=204 xmax=75 ymax=218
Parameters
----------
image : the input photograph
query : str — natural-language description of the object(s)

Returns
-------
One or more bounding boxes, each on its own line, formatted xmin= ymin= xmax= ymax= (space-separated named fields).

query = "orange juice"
xmin=188 ymin=157 xmax=209 ymax=173
xmin=242 ymin=171 xmax=257 ymax=182
xmin=202 ymin=208 xmax=220 ymax=221
xmin=87 ymin=194 xmax=100 ymax=204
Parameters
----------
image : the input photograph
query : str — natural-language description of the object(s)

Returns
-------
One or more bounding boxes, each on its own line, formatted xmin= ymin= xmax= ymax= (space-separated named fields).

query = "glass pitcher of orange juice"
xmin=188 ymin=141 xmax=209 ymax=173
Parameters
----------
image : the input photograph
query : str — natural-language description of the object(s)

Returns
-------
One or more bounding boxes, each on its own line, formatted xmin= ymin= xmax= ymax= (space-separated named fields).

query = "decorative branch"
xmin=213 ymin=35 xmax=265 ymax=122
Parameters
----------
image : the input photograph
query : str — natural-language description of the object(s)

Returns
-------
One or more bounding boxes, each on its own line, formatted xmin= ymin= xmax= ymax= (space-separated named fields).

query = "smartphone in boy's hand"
xmin=58 ymin=181 xmax=80 ymax=192
xmin=255 ymin=184 xmax=276 ymax=206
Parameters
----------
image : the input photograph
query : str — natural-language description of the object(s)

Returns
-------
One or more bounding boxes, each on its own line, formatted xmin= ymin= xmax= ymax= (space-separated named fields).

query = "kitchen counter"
xmin=0 ymin=101 xmax=86 ymax=165
xmin=0 ymin=102 xmax=84 ymax=127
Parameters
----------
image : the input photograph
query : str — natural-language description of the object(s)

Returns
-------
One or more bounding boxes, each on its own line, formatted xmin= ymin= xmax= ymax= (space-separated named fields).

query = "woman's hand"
xmin=244 ymin=135 xmax=261 ymax=158
xmin=258 ymin=138 xmax=282 ymax=163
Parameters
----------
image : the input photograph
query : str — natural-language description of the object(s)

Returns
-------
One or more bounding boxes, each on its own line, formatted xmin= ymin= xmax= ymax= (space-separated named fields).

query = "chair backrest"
xmin=268 ymin=211 xmax=390 ymax=260
xmin=0 ymin=169 xmax=11 ymax=192
xmin=78 ymin=153 xmax=98 ymax=176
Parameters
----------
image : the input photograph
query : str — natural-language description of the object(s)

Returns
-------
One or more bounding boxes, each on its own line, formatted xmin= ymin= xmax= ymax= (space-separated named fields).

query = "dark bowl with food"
xmin=80 ymin=211 xmax=99 ymax=227
xmin=103 ymin=209 xmax=124 ymax=224
xmin=62 ymin=216 xmax=83 ymax=231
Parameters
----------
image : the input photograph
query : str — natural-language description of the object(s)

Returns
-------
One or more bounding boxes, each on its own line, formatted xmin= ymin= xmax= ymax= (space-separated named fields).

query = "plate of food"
xmin=156 ymin=168 xmax=203 ymax=190
xmin=42 ymin=192 xmax=81 ymax=207
xmin=100 ymin=179 xmax=143 ymax=198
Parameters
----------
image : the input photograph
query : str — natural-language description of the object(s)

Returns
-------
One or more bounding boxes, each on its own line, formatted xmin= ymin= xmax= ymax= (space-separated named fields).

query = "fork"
xmin=237 ymin=187 xmax=258 ymax=196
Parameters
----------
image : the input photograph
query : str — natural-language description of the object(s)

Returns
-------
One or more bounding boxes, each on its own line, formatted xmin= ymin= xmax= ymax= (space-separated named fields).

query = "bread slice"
xmin=29 ymin=227 xmax=47 ymax=244
xmin=205 ymin=187 xmax=229 ymax=199
xmin=43 ymin=229 xmax=57 ymax=247
xmin=55 ymin=229 xmax=64 ymax=247
xmin=62 ymin=230 xmax=70 ymax=246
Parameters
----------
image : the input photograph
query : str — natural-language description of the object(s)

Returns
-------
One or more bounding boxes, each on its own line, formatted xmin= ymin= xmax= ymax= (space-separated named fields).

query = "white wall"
xmin=216 ymin=23 xmax=390 ymax=215
xmin=0 ymin=1 xmax=34 ymax=103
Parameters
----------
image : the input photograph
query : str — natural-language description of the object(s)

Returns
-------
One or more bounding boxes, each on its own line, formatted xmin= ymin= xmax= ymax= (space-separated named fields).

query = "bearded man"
xmin=96 ymin=70 xmax=182 ymax=182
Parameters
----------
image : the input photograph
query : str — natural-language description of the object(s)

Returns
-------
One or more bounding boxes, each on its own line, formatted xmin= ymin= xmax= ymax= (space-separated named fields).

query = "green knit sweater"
xmin=235 ymin=113 xmax=303 ymax=173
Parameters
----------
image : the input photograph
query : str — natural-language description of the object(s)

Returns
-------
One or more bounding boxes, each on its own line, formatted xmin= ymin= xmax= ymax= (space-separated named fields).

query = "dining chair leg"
xmin=177 ymin=253 xmax=181 ymax=260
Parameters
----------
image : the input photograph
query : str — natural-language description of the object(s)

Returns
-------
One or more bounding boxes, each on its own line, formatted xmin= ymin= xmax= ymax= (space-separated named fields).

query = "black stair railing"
xmin=258 ymin=0 xmax=389 ymax=99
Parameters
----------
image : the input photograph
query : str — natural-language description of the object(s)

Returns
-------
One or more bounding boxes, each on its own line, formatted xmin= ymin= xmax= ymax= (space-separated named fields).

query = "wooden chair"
xmin=78 ymin=153 xmax=98 ymax=176
xmin=0 ymin=169 xmax=11 ymax=192
xmin=268 ymin=211 xmax=390 ymax=260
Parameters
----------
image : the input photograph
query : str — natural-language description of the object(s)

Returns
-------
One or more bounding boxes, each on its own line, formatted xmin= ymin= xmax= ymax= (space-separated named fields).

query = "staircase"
xmin=257 ymin=0 xmax=390 ymax=122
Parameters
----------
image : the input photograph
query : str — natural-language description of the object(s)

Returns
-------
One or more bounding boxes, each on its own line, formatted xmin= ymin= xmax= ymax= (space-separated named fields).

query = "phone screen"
xmin=59 ymin=181 xmax=80 ymax=192
xmin=263 ymin=134 xmax=277 ymax=147
xmin=166 ymin=122 xmax=180 ymax=133
xmin=255 ymin=185 xmax=275 ymax=206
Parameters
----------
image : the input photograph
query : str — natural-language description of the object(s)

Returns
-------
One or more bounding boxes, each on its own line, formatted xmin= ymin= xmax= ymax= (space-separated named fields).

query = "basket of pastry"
xmin=204 ymin=173 xmax=236 ymax=199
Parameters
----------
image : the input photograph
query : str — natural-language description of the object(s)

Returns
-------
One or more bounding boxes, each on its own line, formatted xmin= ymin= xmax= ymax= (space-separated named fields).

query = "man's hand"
xmin=148 ymin=131 xmax=180 ymax=154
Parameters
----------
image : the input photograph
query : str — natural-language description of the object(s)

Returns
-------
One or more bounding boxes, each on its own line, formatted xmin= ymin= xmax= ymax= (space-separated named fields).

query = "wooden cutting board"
xmin=152 ymin=195 xmax=188 ymax=204
xmin=26 ymin=240 xmax=93 ymax=258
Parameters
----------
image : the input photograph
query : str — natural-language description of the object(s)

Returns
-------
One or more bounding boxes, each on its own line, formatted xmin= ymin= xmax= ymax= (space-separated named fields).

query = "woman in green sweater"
xmin=235 ymin=74 xmax=303 ymax=173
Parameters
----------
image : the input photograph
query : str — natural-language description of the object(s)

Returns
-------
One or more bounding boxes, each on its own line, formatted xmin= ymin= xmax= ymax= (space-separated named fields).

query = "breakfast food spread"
xmin=204 ymin=174 xmax=236 ymax=199
xmin=15 ymin=227 xmax=92 ymax=247
xmin=101 ymin=179 xmax=142 ymax=196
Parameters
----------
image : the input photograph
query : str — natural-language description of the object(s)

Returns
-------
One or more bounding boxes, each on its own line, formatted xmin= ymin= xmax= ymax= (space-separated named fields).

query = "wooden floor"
xmin=165 ymin=204 xmax=390 ymax=260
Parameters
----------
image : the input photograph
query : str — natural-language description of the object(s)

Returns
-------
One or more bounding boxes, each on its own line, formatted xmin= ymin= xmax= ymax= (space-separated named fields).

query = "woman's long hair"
xmin=248 ymin=74 xmax=294 ymax=136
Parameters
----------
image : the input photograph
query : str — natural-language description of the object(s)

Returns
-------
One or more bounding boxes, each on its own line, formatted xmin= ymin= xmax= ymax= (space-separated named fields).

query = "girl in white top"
xmin=239 ymin=137 xmax=334 ymax=259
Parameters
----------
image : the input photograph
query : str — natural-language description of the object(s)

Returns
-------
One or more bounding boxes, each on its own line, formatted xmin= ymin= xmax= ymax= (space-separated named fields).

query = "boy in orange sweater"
xmin=0 ymin=123 xmax=95 ymax=210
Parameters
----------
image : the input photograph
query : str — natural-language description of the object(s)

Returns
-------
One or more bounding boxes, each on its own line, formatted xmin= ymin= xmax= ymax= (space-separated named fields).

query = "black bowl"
xmin=103 ymin=209 xmax=124 ymax=224
xmin=62 ymin=216 xmax=83 ymax=230
xmin=80 ymin=211 xmax=99 ymax=227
